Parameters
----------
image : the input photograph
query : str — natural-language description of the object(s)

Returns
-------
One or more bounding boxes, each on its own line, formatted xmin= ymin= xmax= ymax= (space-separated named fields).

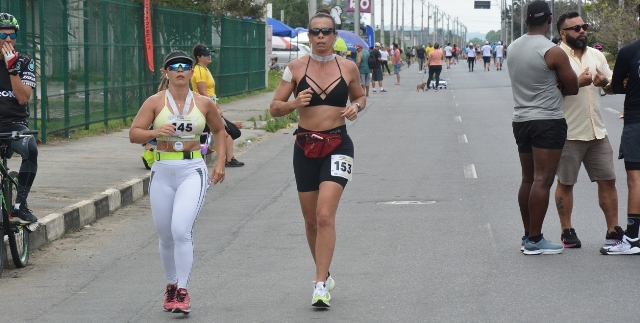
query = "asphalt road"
xmin=1 ymin=59 xmax=637 ymax=322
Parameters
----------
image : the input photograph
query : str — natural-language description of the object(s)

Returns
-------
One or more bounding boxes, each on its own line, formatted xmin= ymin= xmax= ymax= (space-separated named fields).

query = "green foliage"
xmin=212 ymin=0 xmax=265 ymax=19
xmin=131 ymin=0 xmax=214 ymax=12
xmin=262 ymin=109 xmax=298 ymax=133
xmin=584 ymin=0 xmax=640 ymax=56
xmin=468 ymin=37 xmax=484 ymax=45
xmin=270 ymin=0 xmax=311 ymax=28
xmin=485 ymin=30 xmax=501 ymax=43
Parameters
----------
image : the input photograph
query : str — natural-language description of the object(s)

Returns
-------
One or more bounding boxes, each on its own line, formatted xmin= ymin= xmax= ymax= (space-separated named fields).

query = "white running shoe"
xmin=311 ymin=283 xmax=331 ymax=307
xmin=600 ymin=235 xmax=640 ymax=255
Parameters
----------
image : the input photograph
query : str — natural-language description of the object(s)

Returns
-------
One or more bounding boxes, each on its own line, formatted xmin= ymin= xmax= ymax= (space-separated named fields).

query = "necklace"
xmin=310 ymin=53 xmax=336 ymax=62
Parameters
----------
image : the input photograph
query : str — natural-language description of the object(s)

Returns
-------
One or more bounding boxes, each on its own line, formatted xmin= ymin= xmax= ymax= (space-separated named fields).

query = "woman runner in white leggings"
xmin=129 ymin=50 xmax=226 ymax=314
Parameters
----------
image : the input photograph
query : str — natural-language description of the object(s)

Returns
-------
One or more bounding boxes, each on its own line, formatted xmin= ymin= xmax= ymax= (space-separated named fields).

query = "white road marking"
xmin=458 ymin=134 xmax=468 ymax=143
xmin=605 ymin=107 xmax=621 ymax=114
xmin=464 ymin=164 xmax=477 ymax=178
xmin=454 ymin=116 xmax=462 ymax=122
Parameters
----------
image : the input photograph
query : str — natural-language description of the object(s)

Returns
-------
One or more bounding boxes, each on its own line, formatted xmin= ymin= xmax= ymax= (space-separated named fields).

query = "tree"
xmin=133 ymin=0 xmax=265 ymax=19
xmin=584 ymin=0 xmax=640 ymax=55
xmin=485 ymin=30 xmax=501 ymax=43
xmin=270 ymin=0 xmax=312 ymax=28
xmin=468 ymin=37 xmax=484 ymax=45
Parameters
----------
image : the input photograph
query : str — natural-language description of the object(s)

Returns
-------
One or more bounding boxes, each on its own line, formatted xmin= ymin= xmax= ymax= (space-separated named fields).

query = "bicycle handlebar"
xmin=0 ymin=130 xmax=39 ymax=140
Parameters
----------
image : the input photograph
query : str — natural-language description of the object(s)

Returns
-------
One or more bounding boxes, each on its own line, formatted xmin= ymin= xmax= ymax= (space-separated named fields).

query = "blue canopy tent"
xmin=337 ymin=30 xmax=369 ymax=50
xmin=268 ymin=18 xmax=297 ymax=38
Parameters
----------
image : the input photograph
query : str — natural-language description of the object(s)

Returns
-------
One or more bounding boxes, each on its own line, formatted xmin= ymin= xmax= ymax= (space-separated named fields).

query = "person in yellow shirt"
xmin=191 ymin=44 xmax=244 ymax=167
xmin=425 ymin=43 xmax=435 ymax=56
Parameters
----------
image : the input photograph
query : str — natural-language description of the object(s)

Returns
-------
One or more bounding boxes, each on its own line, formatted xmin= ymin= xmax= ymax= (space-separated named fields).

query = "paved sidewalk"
xmin=2 ymin=91 xmax=276 ymax=262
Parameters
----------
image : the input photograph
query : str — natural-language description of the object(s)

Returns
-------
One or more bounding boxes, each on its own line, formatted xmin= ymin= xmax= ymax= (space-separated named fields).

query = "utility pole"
xmin=411 ymin=0 xmax=415 ymax=46
xmin=421 ymin=0 xmax=425 ymax=45
xmin=381 ymin=0 xmax=385 ymax=45
xmin=440 ymin=12 xmax=446 ymax=43
xmin=402 ymin=0 xmax=405 ymax=49
xmin=446 ymin=14 xmax=450 ymax=44
xmin=308 ymin=0 xmax=317 ymax=20
xmin=355 ymin=0 xmax=360 ymax=37
xmin=520 ymin=0 xmax=524 ymax=37
xmin=426 ymin=3 xmax=430 ymax=44
xmin=371 ymin=0 xmax=375 ymax=39
xmin=396 ymin=0 xmax=399 ymax=44
xmin=433 ymin=5 xmax=437 ymax=44
xmin=510 ymin=0 xmax=514 ymax=44
xmin=391 ymin=0 xmax=395 ymax=45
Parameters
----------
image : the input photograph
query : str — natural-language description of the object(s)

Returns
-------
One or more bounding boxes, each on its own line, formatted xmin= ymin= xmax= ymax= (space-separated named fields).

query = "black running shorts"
xmin=512 ymin=119 xmax=568 ymax=153
xmin=293 ymin=125 xmax=354 ymax=192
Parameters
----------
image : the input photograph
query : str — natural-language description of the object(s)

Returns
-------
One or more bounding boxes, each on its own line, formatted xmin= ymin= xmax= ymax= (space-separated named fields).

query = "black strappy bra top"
xmin=295 ymin=57 xmax=349 ymax=108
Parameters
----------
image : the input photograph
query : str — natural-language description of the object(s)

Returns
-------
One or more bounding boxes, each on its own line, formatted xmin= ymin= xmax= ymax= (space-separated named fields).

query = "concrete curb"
xmin=3 ymin=174 xmax=151 ymax=268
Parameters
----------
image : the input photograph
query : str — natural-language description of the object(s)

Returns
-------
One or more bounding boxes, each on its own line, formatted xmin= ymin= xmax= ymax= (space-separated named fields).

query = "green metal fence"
xmin=0 ymin=0 xmax=266 ymax=143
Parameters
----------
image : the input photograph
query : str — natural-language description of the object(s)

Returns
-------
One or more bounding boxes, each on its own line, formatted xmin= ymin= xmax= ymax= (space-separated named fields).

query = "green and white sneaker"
xmin=523 ymin=235 xmax=563 ymax=255
xmin=311 ymin=282 xmax=331 ymax=308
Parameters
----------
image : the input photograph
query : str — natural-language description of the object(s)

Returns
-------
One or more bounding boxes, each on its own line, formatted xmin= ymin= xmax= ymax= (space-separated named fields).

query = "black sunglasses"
xmin=562 ymin=23 xmax=589 ymax=32
xmin=308 ymin=28 xmax=335 ymax=36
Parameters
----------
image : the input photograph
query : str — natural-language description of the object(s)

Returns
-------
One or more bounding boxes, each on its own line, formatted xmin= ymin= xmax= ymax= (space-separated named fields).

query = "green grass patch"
xmin=262 ymin=109 xmax=298 ymax=133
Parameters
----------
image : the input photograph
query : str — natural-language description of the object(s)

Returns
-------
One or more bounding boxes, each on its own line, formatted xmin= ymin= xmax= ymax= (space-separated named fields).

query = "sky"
xmin=355 ymin=0 xmax=503 ymax=36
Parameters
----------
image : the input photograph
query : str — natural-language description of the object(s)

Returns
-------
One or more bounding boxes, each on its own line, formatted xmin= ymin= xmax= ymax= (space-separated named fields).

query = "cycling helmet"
xmin=0 ymin=13 xmax=19 ymax=31
xmin=593 ymin=43 xmax=603 ymax=50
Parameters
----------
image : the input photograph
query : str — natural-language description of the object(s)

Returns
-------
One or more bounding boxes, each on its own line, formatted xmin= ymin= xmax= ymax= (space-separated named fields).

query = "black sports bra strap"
xmin=305 ymin=56 xmax=312 ymax=74
xmin=334 ymin=57 xmax=342 ymax=75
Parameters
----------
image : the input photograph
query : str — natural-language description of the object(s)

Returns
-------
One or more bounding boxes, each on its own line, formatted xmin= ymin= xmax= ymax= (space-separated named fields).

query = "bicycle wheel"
xmin=6 ymin=171 xmax=28 ymax=268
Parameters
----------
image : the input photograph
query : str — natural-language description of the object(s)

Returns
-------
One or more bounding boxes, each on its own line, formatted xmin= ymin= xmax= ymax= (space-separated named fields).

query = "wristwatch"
xmin=7 ymin=69 xmax=18 ymax=76
xmin=354 ymin=102 xmax=363 ymax=112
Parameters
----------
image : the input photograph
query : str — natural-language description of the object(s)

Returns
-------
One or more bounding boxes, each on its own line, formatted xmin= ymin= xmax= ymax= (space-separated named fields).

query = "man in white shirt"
xmin=494 ymin=41 xmax=504 ymax=70
xmin=553 ymin=11 xmax=622 ymax=249
xmin=443 ymin=43 xmax=453 ymax=69
xmin=481 ymin=41 xmax=492 ymax=71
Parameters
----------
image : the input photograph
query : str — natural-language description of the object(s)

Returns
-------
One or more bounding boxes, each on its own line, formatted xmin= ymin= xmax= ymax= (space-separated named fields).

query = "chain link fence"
xmin=0 ymin=0 xmax=266 ymax=142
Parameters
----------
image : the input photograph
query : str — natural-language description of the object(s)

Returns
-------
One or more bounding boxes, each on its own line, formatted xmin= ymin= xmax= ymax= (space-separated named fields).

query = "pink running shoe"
xmin=163 ymin=284 xmax=177 ymax=312
xmin=172 ymin=288 xmax=191 ymax=314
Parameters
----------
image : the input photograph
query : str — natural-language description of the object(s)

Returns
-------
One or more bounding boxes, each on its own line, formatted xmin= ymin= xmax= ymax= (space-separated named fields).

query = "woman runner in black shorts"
xmin=269 ymin=9 xmax=366 ymax=308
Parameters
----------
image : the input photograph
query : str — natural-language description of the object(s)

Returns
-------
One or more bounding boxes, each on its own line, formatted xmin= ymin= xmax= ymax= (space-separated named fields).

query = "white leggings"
xmin=149 ymin=159 xmax=208 ymax=289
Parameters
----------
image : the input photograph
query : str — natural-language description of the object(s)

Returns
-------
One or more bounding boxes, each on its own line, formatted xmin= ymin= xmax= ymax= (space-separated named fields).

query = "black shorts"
xmin=372 ymin=68 xmax=383 ymax=81
xmin=512 ymin=119 xmax=567 ymax=153
xmin=483 ymin=56 xmax=491 ymax=63
xmin=293 ymin=125 xmax=354 ymax=192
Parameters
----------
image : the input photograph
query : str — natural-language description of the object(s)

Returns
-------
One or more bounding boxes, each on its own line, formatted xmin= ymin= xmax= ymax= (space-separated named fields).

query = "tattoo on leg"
xmin=556 ymin=197 xmax=564 ymax=213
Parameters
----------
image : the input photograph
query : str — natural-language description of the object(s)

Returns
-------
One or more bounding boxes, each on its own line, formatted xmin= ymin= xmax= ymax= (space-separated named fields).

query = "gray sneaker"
xmin=520 ymin=236 xmax=526 ymax=252
xmin=523 ymin=235 xmax=563 ymax=255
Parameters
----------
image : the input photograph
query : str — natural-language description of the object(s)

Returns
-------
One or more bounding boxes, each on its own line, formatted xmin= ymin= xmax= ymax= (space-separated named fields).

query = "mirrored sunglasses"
xmin=308 ymin=28 xmax=335 ymax=36
xmin=562 ymin=23 xmax=589 ymax=32
xmin=167 ymin=63 xmax=192 ymax=71
xmin=0 ymin=32 xmax=17 ymax=40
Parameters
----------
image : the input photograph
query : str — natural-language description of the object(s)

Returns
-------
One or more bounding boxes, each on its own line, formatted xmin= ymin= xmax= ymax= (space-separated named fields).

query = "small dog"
xmin=416 ymin=82 xmax=428 ymax=92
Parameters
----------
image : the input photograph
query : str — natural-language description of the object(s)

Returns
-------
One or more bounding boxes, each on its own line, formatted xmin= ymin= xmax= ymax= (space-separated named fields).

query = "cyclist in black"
xmin=0 ymin=13 xmax=38 ymax=223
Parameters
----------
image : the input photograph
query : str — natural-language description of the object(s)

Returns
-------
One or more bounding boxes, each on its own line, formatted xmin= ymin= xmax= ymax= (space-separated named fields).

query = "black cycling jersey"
xmin=0 ymin=53 xmax=36 ymax=127
xmin=612 ymin=39 xmax=640 ymax=125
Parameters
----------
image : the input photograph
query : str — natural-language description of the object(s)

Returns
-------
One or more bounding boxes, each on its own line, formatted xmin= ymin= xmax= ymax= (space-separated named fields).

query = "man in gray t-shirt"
xmin=507 ymin=0 xmax=578 ymax=255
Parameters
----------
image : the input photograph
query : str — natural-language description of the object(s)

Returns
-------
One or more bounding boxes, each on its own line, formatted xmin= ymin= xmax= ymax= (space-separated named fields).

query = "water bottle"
xmin=206 ymin=178 xmax=212 ymax=190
